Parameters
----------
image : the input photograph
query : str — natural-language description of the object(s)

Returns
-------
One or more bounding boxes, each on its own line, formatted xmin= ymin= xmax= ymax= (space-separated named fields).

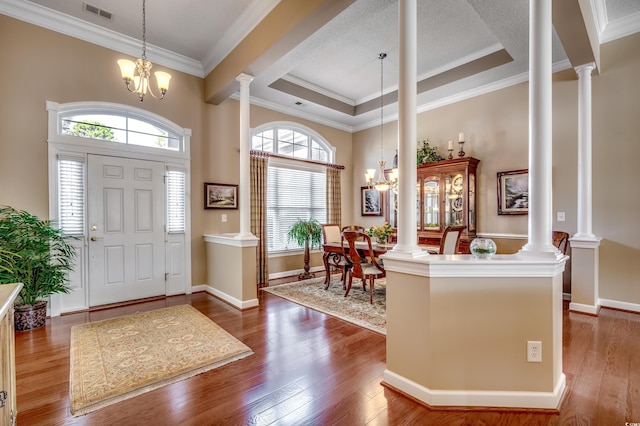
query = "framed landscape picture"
xmin=204 ymin=183 xmax=238 ymax=209
xmin=361 ymin=186 xmax=383 ymax=216
xmin=497 ymin=169 xmax=528 ymax=215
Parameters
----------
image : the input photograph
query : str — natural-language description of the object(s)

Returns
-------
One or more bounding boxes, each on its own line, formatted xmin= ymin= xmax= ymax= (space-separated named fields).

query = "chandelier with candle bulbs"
xmin=365 ymin=53 xmax=397 ymax=192
xmin=117 ymin=0 xmax=171 ymax=101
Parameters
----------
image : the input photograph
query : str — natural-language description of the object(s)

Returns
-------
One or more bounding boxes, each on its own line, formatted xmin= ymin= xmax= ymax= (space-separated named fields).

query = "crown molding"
xmin=281 ymin=75 xmax=356 ymax=106
xmin=201 ymin=0 xmax=281 ymax=75
xmin=233 ymin=92 xmax=356 ymax=133
xmin=590 ymin=0 xmax=608 ymax=38
xmin=0 ymin=0 xmax=204 ymax=77
xmin=601 ymin=11 xmax=640 ymax=43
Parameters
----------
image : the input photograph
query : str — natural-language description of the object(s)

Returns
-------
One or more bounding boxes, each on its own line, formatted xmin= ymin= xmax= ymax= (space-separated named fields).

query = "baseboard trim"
xmin=196 ymin=285 xmax=259 ymax=310
xmin=382 ymin=369 xmax=565 ymax=410
xmin=599 ymin=298 xmax=640 ymax=314
xmin=569 ymin=301 xmax=601 ymax=315
xmin=269 ymin=266 xmax=325 ymax=280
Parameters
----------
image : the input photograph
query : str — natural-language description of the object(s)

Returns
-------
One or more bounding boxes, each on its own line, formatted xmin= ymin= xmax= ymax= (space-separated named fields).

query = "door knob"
xmin=90 ymin=236 xmax=103 ymax=241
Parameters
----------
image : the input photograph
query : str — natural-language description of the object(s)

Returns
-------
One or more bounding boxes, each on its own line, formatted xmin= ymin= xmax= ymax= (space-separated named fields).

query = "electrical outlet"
xmin=221 ymin=214 xmax=227 ymax=223
xmin=557 ymin=212 xmax=565 ymax=222
xmin=527 ymin=341 xmax=542 ymax=362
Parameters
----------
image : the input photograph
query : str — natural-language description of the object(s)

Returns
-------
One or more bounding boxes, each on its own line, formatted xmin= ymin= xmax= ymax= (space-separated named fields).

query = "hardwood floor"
xmin=15 ymin=287 xmax=640 ymax=425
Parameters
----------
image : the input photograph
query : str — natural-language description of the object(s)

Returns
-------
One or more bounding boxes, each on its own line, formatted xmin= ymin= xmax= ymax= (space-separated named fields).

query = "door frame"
xmin=46 ymin=101 xmax=192 ymax=316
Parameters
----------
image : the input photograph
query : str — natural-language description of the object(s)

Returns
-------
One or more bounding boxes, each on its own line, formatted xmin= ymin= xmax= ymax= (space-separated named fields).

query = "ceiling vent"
xmin=83 ymin=2 xmax=113 ymax=21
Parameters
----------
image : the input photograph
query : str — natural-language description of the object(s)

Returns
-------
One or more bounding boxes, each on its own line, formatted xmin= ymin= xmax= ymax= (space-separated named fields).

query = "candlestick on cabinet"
xmin=458 ymin=139 xmax=465 ymax=157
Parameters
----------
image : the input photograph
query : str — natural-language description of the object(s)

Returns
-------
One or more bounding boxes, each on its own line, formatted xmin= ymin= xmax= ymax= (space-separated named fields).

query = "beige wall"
xmin=353 ymin=33 xmax=640 ymax=306
xmin=1 ymin=14 xmax=639 ymax=306
xmin=385 ymin=267 xmax=564 ymax=404
xmin=205 ymin=241 xmax=257 ymax=303
xmin=0 ymin=15 xmax=353 ymax=287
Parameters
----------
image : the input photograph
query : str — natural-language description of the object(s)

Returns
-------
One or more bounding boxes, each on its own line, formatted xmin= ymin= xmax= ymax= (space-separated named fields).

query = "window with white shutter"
xmin=58 ymin=156 xmax=85 ymax=236
xmin=267 ymin=163 xmax=326 ymax=252
xmin=166 ymin=169 xmax=186 ymax=234
xmin=252 ymin=123 xmax=334 ymax=253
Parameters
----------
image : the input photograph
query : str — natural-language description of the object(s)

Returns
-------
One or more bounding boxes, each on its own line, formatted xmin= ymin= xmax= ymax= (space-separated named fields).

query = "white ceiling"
xmin=2 ymin=0 xmax=640 ymax=132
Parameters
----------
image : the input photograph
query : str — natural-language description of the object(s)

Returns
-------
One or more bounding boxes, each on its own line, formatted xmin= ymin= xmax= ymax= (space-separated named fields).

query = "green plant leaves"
xmin=417 ymin=139 xmax=445 ymax=164
xmin=0 ymin=206 xmax=77 ymax=306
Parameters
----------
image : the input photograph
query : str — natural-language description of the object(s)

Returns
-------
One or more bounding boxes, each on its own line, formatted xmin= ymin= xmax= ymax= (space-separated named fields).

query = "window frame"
xmin=252 ymin=122 xmax=335 ymax=163
xmin=46 ymin=100 xmax=192 ymax=316
xmin=252 ymin=122 xmax=335 ymax=256
xmin=51 ymin=101 xmax=190 ymax=161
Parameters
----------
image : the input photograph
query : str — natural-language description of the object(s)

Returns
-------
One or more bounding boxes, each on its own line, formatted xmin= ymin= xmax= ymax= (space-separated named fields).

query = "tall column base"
xmin=204 ymin=234 xmax=259 ymax=310
xmin=569 ymin=237 xmax=602 ymax=315
xmin=382 ymin=254 xmax=568 ymax=409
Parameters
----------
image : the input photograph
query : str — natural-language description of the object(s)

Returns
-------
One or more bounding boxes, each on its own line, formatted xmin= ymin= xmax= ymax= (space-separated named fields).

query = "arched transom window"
xmin=252 ymin=124 xmax=334 ymax=163
xmin=59 ymin=108 xmax=183 ymax=152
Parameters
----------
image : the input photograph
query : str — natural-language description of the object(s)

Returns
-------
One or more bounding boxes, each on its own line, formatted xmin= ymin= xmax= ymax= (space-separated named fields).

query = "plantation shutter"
xmin=267 ymin=163 xmax=326 ymax=252
xmin=166 ymin=169 xmax=186 ymax=234
xmin=57 ymin=155 xmax=85 ymax=236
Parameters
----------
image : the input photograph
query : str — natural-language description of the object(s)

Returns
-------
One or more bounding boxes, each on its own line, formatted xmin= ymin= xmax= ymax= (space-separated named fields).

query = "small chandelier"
xmin=117 ymin=0 xmax=171 ymax=101
xmin=365 ymin=53 xmax=397 ymax=192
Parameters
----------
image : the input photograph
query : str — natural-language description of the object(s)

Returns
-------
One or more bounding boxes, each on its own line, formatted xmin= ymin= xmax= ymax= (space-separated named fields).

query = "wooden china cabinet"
xmin=387 ymin=157 xmax=479 ymax=253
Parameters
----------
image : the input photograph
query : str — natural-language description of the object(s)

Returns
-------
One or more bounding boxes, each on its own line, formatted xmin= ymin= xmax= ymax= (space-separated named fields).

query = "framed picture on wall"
xmin=361 ymin=186 xmax=383 ymax=216
xmin=497 ymin=169 xmax=528 ymax=215
xmin=204 ymin=183 xmax=238 ymax=209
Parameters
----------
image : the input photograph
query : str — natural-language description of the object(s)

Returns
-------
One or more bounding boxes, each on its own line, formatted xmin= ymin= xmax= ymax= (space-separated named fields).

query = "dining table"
xmin=322 ymin=241 xmax=438 ymax=286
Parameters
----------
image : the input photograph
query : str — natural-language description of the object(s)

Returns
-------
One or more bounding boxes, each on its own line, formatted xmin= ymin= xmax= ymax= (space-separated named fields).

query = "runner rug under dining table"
xmin=69 ymin=304 xmax=253 ymax=416
xmin=262 ymin=275 xmax=386 ymax=335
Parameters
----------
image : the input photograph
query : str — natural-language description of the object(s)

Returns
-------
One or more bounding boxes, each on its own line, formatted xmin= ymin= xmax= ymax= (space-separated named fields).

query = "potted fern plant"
xmin=0 ymin=206 xmax=76 ymax=331
xmin=287 ymin=218 xmax=322 ymax=280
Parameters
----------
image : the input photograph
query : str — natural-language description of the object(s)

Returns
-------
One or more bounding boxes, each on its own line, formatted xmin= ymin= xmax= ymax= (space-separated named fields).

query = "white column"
xmin=519 ymin=0 xmax=558 ymax=257
xmin=570 ymin=62 xmax=601 ymax=315
xmin=236 ymin=73 xmax=254 ymax=238
xmin=391 ymin=0 xmax=422 ymax=256
xmin=573 ymin=63 xmax=597 ymax=239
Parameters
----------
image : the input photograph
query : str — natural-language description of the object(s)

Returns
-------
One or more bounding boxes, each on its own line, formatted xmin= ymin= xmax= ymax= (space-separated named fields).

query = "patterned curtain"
xmin=326 ymin=167 xmax=342 ymax=225
xmin=251 ymin=153 xmax=269 ymax=287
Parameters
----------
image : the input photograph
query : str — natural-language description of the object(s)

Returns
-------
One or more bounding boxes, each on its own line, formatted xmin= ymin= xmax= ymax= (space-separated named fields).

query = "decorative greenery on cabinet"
xmin=416 ymin=139 xmax=445 ymax=164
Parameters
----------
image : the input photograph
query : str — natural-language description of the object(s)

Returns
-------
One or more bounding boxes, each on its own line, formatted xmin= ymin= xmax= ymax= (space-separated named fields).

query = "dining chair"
xmin=428 ymin=225 xmax=466 ymax=254
xmin=552 ymin=231 xmax=570 ymax=255
xmin=322 ymin=223 xmax=341 ymax=245
xmin=321 ymin=223 xmax=349 ymax=290
xmin=341 ymin=230 xmax=385 ymax=304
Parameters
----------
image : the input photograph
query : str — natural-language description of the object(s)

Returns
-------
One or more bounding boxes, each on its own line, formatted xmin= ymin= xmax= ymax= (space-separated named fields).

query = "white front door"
xmin=87 ymin=155 xmax=166 ymax=306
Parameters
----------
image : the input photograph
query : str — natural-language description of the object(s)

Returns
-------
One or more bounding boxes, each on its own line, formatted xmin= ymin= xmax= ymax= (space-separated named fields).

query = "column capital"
xmin=574 ymin=62 xmax=596 ymax=76
xmin=236 ymin=73 xmax=254 ymax=85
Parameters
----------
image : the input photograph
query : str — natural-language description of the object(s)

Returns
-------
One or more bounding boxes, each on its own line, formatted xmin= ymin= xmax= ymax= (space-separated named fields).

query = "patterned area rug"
xmin=262 ymin=275 xmax=386 ymax=335
xmin=69 ymin=304 xmax=253 ymax=416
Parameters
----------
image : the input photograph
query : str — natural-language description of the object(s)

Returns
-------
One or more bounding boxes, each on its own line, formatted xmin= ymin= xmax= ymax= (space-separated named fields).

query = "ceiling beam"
xmin=553 ymin=0 xmax=600 ymax=72
xmin=204 ymin=0 xmax=357 ymax=105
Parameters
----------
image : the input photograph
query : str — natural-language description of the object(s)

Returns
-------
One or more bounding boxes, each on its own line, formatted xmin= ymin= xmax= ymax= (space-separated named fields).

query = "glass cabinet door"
xmin=468 ymin=173 xmax=476 ymax=232
xmin=445 ymin=173 xmax=464 ymax=227
xmin=389 ymin=187 xmax=398 ymax=228
xmin=423 ymin=178 xmax=439 ymax=230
